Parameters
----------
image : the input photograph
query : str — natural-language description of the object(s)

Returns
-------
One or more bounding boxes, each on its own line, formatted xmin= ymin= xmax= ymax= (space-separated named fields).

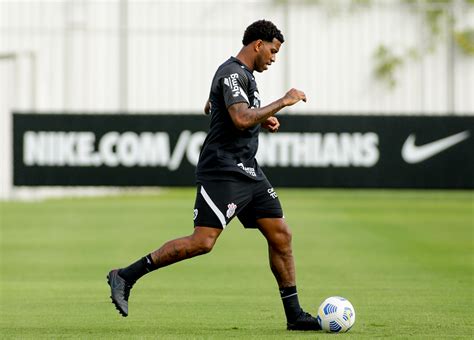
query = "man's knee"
xmin=275 ymin=223 xmax=292 ymax=248
xmin=258 ymin=218 xmax=293 ymax=248
xmin=280 ymin=225 xmax=292 ymax=245
xmin=196 ymin=237 xmax=215 ymax=254
xmin=191 ymin=227 xmax=221 ymax=255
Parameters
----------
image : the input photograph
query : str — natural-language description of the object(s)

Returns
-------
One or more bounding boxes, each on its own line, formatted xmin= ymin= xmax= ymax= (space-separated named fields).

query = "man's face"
xmin=254 ymin=38 xmax=282 ymax=73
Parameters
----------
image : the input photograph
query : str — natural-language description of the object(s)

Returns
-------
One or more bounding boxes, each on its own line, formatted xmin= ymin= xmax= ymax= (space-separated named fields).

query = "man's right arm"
xmin=228 ymin=88 xmax=307 ymax=131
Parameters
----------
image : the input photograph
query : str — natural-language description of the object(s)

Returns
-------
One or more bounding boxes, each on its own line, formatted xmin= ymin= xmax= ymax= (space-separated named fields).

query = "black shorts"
xmin=193 ymin=177 xmax=283 ymax=229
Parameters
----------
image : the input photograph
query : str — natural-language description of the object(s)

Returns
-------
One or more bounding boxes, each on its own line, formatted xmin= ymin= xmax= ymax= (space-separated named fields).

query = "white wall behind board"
xmin=1 ymin=0 xmax=473 ymax=114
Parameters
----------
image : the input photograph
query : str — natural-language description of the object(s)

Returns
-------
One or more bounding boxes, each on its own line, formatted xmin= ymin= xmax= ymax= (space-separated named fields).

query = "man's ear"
xmin=254 ymin=39 xmax=263 ymax=52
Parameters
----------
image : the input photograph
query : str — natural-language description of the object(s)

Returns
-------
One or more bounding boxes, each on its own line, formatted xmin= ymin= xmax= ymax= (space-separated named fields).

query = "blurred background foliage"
xmin=276 ymin=0 xmax=474 ymax=88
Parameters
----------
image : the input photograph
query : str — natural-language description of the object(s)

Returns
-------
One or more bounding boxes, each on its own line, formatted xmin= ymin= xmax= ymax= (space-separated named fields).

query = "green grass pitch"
xmin=1 ymin=189 xmax=472 ymax=339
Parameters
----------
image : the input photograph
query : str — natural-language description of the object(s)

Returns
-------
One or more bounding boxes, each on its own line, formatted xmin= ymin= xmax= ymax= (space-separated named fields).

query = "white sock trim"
xmin=281 ymin=292 xmax=298 ymax=299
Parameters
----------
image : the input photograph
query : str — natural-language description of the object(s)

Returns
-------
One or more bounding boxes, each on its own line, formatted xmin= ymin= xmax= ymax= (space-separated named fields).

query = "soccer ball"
xmin=317 ymin=296 xmax=356 ymax=333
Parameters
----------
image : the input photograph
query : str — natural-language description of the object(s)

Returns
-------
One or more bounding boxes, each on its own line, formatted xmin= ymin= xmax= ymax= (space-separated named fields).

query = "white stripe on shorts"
xmin=200 ymin=185 xmax=227 ymax=228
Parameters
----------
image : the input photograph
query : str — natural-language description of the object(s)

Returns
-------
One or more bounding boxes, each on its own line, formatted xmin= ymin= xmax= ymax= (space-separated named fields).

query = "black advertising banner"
xmin=13 ymin=114 xmax=208 ymax=186
xmin=12 ymin=113 xmax=473 ymax=188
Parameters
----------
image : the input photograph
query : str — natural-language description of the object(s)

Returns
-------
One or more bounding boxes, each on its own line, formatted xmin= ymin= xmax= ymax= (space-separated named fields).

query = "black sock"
xmin=280 ymin=286 xmax=303 ymax=323
xmin=118 ymin=254 xmax=157 ymax=284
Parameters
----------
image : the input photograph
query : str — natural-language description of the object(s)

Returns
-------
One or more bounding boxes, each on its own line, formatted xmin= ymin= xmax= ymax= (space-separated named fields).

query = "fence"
xmin=1 ymin=0 xmax=473 ymax=114
xmin=1 ymin=0 xmax=473 ymax=199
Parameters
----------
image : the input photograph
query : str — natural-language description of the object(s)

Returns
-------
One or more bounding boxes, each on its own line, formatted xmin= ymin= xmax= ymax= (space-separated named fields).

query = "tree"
xmin=275 ymin=0 xmax=474 ymax=88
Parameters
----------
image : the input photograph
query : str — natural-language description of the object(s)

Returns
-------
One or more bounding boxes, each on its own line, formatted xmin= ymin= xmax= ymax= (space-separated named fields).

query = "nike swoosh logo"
xmin=111 ymin=279 xmax=121 ymax=290
xmin=401 ymin=130 xmax=470 ymax=164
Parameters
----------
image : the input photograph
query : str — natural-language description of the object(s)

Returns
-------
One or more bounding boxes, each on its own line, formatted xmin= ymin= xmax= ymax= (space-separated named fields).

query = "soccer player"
xmin=107 ymin=19 xmax=321 ymax=331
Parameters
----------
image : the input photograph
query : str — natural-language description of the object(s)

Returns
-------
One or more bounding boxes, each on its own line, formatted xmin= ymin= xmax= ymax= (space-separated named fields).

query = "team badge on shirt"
xmin=226 ymin=203 xmax=237 ymax=218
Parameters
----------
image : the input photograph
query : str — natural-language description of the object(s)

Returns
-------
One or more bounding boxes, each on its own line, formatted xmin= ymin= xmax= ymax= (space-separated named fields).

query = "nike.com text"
xmin=23 ymin=131 xmax=379 ymax=169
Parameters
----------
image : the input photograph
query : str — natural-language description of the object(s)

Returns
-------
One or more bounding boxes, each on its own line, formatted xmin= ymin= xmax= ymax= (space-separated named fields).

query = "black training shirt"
xmin=196 ymin=57 xmax=265 ymax=181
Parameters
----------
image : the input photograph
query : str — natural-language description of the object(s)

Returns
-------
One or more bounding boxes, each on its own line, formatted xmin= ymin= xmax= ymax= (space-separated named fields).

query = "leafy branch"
xmin=274 ymin=0 xmax=474 ymax=89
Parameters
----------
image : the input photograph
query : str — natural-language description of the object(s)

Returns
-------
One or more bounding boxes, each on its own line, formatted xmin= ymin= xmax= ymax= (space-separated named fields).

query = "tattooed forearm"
xmin=251 ymin=99 xmax=285 ymax=124
xmin=229 ymin=99 xmax=285 ymax=130
xmin=228 ymin=88 xmax=306 ymax=130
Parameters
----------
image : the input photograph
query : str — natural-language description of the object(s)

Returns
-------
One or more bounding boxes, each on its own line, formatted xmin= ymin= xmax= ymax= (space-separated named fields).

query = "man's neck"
xmin=235 ymin=47 xmax=254 ymax=72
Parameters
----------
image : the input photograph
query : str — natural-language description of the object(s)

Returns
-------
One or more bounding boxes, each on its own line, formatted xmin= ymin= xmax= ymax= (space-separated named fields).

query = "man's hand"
xmin=261 ymin=116 xmax=280 ymax=133
xmin=281 ymin=88 xmax=307 ymax=107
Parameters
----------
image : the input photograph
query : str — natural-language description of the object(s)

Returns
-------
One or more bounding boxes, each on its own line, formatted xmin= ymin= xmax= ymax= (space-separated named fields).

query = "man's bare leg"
xmin=149 ymin=226 xmax=222 ymax=268
xmin=257 ymin=218 xmax=321 ymax=331
xmin=108 ymin=226 xmax=222 ymax=316
xmin=257 ymin=217 xmax=295 ymax=288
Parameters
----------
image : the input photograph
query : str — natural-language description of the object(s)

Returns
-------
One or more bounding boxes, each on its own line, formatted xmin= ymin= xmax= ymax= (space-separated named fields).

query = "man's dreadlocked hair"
xmin=242 ymin=20 xmax=284 ymax=46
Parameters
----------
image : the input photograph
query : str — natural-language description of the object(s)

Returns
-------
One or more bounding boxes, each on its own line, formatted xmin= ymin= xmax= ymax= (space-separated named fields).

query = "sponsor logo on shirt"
xmin=267 ymin=187 xmax=278 ymax=199
xmin=237 ymin=162 xmax=257 ymax=177
xmin=223 ymin=73 xmax=249 ymax=103
xmin=224 ymin=73 xmax=241 ymax=98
